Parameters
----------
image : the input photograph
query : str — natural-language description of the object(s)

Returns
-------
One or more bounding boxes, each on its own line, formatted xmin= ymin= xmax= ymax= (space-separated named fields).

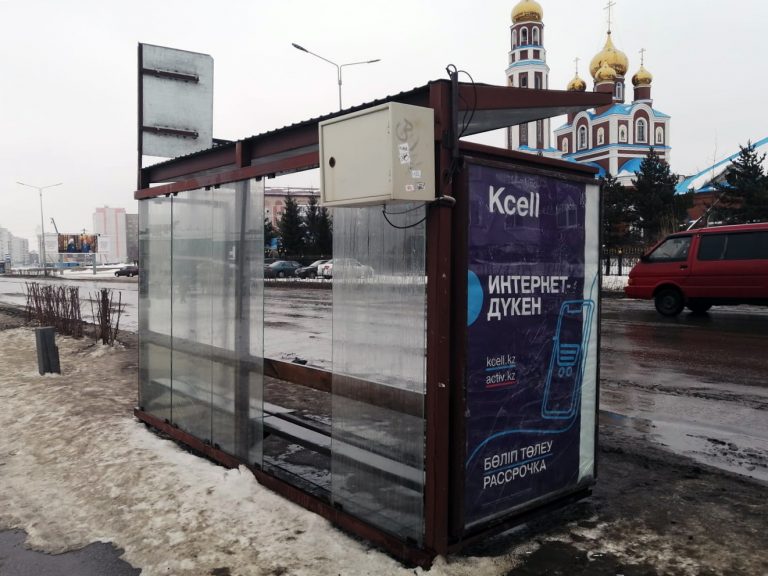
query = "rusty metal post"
xmin=423 ymin=80 xmax=455 ymax=556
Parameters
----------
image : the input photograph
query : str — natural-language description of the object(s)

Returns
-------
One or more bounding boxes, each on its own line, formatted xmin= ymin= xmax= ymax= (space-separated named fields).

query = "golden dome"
xmin=589 ymin=32 xmax=628 ymax=78
xmin=567 ymin=74 xmax=587 ymax=92
xmin=595 ymin=60 xmax=617 ymax=83
xmin=632 ymin=65 xmax=653 ymax=86
xmin=512 ymin=0 xmax=543 ymax=24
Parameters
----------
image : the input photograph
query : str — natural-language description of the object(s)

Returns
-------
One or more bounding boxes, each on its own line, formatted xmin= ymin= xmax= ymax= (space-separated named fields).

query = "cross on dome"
xmin=632 ymin=48 xmax=653 ymax=87
xmin=604 ymin=0 xmax=617 ymax=33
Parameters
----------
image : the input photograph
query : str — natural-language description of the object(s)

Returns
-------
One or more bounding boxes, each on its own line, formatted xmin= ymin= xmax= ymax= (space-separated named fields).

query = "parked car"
xmin=264 ymin=260 xmax=302 ymax=278
xmin=317 ymin=259 xmax=334 ymax=278
xmin=115 ymin=265 xmax=139 ymax=277
xmin=296 ymin=259 xmax=329 ymax=279
xmin=321 ymin=258 xmax=374 ymax=279
xmin=625 ymin=222 xmax=768 ymax=316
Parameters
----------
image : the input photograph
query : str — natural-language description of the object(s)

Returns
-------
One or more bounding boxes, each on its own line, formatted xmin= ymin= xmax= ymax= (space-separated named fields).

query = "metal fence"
xmin=602 ymin=246 xmax=646 ymax=276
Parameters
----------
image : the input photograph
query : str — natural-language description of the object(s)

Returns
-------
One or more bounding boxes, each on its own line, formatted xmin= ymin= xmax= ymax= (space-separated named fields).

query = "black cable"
xmin=457 ymin=69 xmax=477 ymax=139
xmin=381 ymin=209 xmax=427 ymax=229
xmin=381 ymin=202 xmax=428 ymax=215
xmin=380 ymin=196 xmax=455 ymax=229
xmin=441 ymin=65 xmax=476 ymax=185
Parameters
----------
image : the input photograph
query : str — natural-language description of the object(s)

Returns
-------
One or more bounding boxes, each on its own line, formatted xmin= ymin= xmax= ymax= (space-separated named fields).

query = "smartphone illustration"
xmin=541 ymin=300 xmax=594 ymax=419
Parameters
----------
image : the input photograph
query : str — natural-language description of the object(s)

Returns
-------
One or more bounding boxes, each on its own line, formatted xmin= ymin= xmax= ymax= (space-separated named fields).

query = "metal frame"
xmin=137 ymin=43 xmax=143 ymax=191
xmin=134 ymin=79 xmax=611 ymax=565
xmin=135 ymin=81 xmax=609 ymax=197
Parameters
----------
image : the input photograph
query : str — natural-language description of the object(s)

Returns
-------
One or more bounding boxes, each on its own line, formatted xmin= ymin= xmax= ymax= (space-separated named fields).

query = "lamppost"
xmin=17 ymin=181 xmax=62 ymax=275
xmin=292 ymin=43 xmax=380 ymax=110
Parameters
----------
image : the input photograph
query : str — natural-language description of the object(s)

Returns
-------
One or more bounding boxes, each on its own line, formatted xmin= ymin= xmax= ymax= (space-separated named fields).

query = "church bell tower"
xmin=506 ymin=0 xmax=551 ymax=152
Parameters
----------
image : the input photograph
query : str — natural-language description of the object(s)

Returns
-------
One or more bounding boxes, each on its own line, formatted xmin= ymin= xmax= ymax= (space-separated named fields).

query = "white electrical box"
xmin=319 ymin=102 xmax=436 ymax=207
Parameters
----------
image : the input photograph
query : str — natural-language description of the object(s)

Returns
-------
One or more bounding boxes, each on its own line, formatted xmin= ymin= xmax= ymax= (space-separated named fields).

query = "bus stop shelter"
xmin=134 ymin=79 xmax=611 ymax=565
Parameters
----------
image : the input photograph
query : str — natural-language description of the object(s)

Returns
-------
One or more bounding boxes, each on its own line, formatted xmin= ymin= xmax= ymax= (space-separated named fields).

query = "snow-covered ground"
xmin=601 ymin=275 xmax=628 ymax=292
xmin=0 ymin=326 xmax=535 ymax=576
xmin=0 ymin=274 xmax=140 ymax=331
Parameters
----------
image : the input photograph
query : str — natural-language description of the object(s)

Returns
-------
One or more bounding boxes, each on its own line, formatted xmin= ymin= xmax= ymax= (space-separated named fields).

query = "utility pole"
xmin=50 ymin=218 xmax=64 ymax=270
xmin=292 ymin=43 xmax=380 ymax=110
xmin=17 ymin=182 xmax=62 ymax=276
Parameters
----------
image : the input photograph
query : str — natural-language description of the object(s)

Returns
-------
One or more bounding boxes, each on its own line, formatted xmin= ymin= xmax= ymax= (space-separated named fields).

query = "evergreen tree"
xmin=278 ymin=195 xmax=304 ymax=257
xmin=631 ymin=148 xmax=688 ymax=242
xmin=316 ymin=207 xmax=333 ymax=257
xmin=303 ymin=195 xmax=321 ymax=255
xmin=601 ymin=173 xmax=636 ymax=247
xmin=712 ymin=141 xmax=768 ymax=224
xmin=264 ymin=219 xmax=276 ymax=247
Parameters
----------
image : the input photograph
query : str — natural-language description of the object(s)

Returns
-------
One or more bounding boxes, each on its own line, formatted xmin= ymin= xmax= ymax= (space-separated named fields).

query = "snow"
xmin=0 ymin=275 xmax=140 ymax=332
xmin=602 ymin=275 xmax=628 ymax=292
xmin=0 ymin=326 xmax=537 ymax=575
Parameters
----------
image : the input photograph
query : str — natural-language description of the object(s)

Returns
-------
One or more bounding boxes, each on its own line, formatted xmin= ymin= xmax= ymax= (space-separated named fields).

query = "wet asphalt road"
xmin=600 ymin=296 xmax=768 ymax=482
xmin=601 ymin=295 xmax=768 ymax=389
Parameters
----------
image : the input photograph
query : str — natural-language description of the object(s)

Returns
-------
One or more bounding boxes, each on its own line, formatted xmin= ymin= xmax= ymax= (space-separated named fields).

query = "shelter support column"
xmin=425 ymin=80 xmax=454 ymax=554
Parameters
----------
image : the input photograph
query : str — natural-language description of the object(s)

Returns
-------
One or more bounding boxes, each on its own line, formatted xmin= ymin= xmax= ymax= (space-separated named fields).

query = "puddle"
xmin=650 ymin=420 xmax=768 ymax=483
xmin=600 ymin=409 xmax=768 ymax=484
xmin=507 ymin=540 xmax=659 ymax=576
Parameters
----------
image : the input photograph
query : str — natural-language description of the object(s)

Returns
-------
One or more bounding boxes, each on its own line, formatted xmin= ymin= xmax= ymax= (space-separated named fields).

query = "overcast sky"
xmin=1 ymin=0 xmax=766 ymax=245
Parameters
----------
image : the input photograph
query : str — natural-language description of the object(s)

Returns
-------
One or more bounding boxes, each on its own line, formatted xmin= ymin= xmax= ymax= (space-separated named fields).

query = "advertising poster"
xmin=464 ymin=163 xmax=598 ymax=528
xmin=58 ymin=233 xmax=99 ymax=254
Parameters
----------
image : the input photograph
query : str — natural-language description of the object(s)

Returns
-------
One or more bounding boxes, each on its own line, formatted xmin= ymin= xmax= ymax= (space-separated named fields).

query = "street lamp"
xmin=17 ymin=181 xmax=62 ymax=275
xmin=292 ymin=43 xmax=380 ymax=110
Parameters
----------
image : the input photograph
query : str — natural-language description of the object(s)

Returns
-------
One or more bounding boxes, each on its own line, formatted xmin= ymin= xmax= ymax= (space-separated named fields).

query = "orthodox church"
xmin=505 ymin=0 xmax=671 ymax=185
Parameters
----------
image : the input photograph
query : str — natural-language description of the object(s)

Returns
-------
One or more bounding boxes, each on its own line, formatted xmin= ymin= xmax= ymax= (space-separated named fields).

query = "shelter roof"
xmin=137 ymin=79 xmax=612 ymax=194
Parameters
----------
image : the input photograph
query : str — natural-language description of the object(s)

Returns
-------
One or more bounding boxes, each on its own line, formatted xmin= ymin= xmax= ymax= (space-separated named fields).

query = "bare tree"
xmin=25 ymin=282 xmax=84 ymax=338
xmin=90 ymin=288 xmax=123 ymax=346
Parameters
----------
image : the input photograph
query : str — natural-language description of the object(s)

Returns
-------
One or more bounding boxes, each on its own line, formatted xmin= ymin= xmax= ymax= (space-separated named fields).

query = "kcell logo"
xmin=489 ymin=186 xmax=540 ymax=218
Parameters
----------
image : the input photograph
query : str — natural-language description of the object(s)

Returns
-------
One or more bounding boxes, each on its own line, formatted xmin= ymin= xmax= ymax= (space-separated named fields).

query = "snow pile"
xmin=0 ymin=327 xmax=530 ymax=575
xmin=602 ymin=275 xmax=628 ymax=292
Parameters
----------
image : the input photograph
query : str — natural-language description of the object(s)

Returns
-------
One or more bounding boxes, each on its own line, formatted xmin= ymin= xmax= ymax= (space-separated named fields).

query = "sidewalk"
xmin=0 ymin=530 xmax=139 ymax=576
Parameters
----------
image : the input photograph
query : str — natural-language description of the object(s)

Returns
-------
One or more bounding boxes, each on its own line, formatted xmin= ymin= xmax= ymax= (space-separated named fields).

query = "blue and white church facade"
xmin=507 ymin=0 xmax=672 ymax=185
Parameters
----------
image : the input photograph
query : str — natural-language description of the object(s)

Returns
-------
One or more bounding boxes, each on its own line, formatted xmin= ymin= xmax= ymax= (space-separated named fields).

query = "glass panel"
xmin=245 ymin=180 xmax=265 ymax=466
xmin=725 ymin=232 xmax=762 ymax=260
xmin=139 ymin=182 xmax=264 ymax=465
xmin=139 ymin=198 xmax=172 ymax=420
xmin=260 ymin=175 xmax=332 ymax=493
xmin=171 ymin=188 xmax=214 ymax=442
xmin=698 ymin=235 xmax=727 ymax=261
xmin=210 ymin=184 xmax=238 ymax=455
xmin=759 ymin=233 xmax=768 ymax=259
xmin=331 ymin=204 xmax=427 ymax=544
xmin=210 ymin=180 xmax=264 ymax=463
xmin=579 ymin=183 xmax=601 ymax=481
xmin=647 ymin=236 xmax=691 ymax=262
